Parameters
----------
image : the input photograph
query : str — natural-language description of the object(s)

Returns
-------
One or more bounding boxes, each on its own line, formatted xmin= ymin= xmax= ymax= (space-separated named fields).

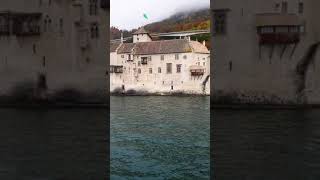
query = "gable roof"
xmin=189 ymin=41 xmax=210 ymax=54
xmin=110 ymin=42 xmax=121 ymax=52
xmin=132 ymin=27 xmax=149 ymax=35
xmin=134 ymin=39 xmax=192 ymax=55
xmin=117 ymin=43 xmax=135 ymax=54
xmin=116 ymin=39 xmax=210 ymax=55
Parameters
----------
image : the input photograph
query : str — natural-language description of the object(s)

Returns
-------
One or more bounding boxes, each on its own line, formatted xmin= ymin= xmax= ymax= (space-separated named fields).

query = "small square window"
xmin=175 ymin=54 xmax=179 ymax=60
xmin=176 ymin=64 xmax=182 ymax=73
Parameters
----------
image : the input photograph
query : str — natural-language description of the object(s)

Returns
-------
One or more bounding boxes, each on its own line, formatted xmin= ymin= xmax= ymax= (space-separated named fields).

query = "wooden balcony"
xmin=0 ymin=11 xmax=42 ymax=37
xmin=190 ymin=65 xmax=205 ymax=76
xmin=110 ymin=66 xmax=123 ymax=73
xmin=256 ymin=13 xmax=302 ymax=45
xmin=258 ymin=33 xmax=300 ymax=44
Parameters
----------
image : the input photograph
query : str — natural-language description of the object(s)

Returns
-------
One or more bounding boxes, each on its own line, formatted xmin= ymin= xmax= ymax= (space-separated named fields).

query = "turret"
xmin=132 ymin=27 xmax=152 ymax=43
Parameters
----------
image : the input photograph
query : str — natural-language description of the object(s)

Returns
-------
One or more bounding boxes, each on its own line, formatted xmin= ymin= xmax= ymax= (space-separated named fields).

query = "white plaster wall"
xmin=133 ymin=34 xmax=152 ymax=43
xmin=111 ymin=51 xmax=210 ymax=95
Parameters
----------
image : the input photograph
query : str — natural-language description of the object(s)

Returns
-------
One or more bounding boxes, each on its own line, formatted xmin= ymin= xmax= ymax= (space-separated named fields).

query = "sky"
xmin=110 ymin=0 xmax=210 ymax=30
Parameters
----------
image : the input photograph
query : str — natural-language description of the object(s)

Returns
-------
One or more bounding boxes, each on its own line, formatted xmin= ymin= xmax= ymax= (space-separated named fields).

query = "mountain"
xmin=110 ymin=8 xmax=211 ymax=48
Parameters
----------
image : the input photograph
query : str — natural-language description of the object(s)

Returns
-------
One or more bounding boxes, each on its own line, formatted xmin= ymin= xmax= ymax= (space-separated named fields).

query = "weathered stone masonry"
xmin=212 ymin=0 xmax=320 ymax=105
xmin=0 ymin=0 xmax=109 ymax=104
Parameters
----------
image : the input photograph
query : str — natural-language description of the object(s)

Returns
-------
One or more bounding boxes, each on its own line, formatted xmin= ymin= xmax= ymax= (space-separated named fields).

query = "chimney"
xmin=203 ymin=40 xmax=206 ymax=46
xmin=120 ymin=32 xmax=124 ymax=43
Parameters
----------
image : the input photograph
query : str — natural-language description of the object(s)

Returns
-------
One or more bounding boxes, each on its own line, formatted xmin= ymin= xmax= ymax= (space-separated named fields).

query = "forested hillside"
xmin=110 ymin=8 xmax=210 ymax=48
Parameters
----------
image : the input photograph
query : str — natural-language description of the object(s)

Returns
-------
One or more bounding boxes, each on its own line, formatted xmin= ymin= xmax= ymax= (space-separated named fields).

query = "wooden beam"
xmin=280 ymin=44 xmax=287 ymax=59
xmin=290 ymin=43 xmax=298 ymax=59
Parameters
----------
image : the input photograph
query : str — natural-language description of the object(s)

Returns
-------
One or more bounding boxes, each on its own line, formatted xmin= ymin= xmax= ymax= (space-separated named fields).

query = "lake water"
xmin=0 ymin=108 xmax=108 ymax=179
xmin=213 ymin=109 xmax=320 ymax=180
xmin=110 ymin=96 xmax=210 ymax=179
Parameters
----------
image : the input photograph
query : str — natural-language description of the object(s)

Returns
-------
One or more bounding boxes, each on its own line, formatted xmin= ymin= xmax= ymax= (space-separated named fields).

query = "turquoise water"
xmin=111 ymin=96 xmax=210 ymax=179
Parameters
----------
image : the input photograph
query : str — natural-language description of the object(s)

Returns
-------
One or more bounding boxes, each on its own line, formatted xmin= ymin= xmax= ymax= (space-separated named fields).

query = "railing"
xmin=13 ymin=26 xmax=41 ymax=36
xmin=0 ymin=12 xmax=42 ymax=37
xmin=110 ymin=66 xmax=123 ymax=73
xmin=190 ymin=69 xmax=205 ymax=76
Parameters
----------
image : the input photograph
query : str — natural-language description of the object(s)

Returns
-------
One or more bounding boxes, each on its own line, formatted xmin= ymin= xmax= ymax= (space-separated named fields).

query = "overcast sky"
xmin=110 ymin=0 xmax=210 ymax=30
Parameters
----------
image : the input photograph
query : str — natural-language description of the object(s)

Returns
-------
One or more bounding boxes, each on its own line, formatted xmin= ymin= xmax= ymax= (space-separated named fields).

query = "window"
xmin=86 ymin=57 xmax=91 ymax=63
xmin=183 ymin=55 xmax=187 ymax=59
xmin=281 ymin=2 xmax=288 ymax=13
xmin=149 ymin=68 xmax=152 ymax=74
xmin=289 ymin=26 xmax=299 ymax=33
xmin=33 ymin=44 xmax=36 ymax=54
xmin=141 ymin=57 xmax=148 ymax=64
xmin=161 ymin=55 xmax=164 ymax=60
xmin=203 ymin=62 xmax=206 ymax=66
xmin=176 ymin=64 xmax=182 ymax=73
xmin=300 ymin=23 xmax=306 ymax=34
xmin=138 ymin=69 xmax=141 ymax=74
xmin=166 ymin=63 xmax=172 ymax=74
xmin=276 ymin=26 xmax=288 ymax=33
xmin=91 ymin=23 xmax=99 ymax=39
xmin=59 ymin=18 xmax=64 ymax=35
xmin=214 ymin=10 xmax=228 ymax=34
xmin=127 ymin=54 xmax=132 ymax=61
xmin=89 ymin=0 xmax=98 ymax=16
xmin=121 ymin=55 xmax=124 ymax=58
xmin=260 ymin=26 xmax=274 ymax=34
xmin=229 ymin=61 xmax=232 ymax=72
xmin=42 ymin=56 xmax=46 ymax=67
xmin=138 ymin=61 xmax=141 ymax=66
xmin=100 ymin=0 xmax=109 ymax=10
xmin=175 ymin=54 xmax=179 ymax=60
xmin=275 ymin=3 xmax=280 ymax=11
xmin=299 ymin=2 xmax=304 ymax=14
xmin=158 ymin=67 xmax=161 ymax=73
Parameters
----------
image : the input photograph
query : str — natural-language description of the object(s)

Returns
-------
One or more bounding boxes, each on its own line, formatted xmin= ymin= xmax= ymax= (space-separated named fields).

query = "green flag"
xmin=143 ymin=13 xmax=149 ymax=20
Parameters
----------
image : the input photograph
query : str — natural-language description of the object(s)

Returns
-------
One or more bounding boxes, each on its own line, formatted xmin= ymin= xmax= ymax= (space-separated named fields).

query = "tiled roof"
xmin=134 ymin=39 xmax=192 ymax=55
xmin=110 ymin=42 xmax=121 ymax=52
xmin=117 ymin=43 xmax=135 ymax=54
xmin=115 ymin=39 xmax=209 ymax=55
xmin=189 ymin=41 xmax=210 ymax=54
xmin=132 ymin=27 xmax=149 ymax=35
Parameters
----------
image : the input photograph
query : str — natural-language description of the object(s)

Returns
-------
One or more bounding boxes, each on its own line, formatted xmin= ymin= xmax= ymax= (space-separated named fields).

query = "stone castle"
xmin=0 ymin=0 xmax=108 ymax=104
xmin=212 ymin=0 xmax=320 ymax=105
xmin=110 ymin=27 xmax=211 ymax=95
